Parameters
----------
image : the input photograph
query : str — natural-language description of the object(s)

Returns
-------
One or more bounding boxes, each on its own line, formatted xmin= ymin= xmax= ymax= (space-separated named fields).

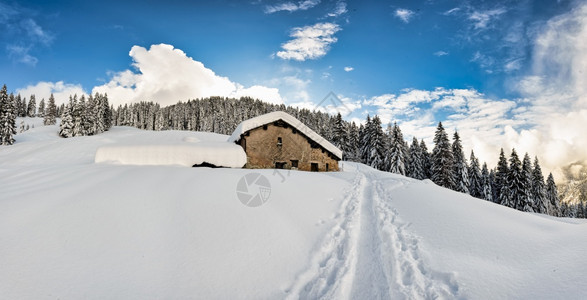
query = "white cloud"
xmin=468 ymin=8 xmax=507 ymax=30
xmin=0 ymin=3 xmax=52 ymax=66
xmin=385 ymin=2 xmax=587 ymax=174
xmin=21 ymin=19 xmax=53 ymax=45
xmin=290 ymin=92 xmax=361 ymax=117
xmin=504 ymin=58 xmax=523 ymax=72
xmin=394 ymin=8 xmax=415 ymax=23
xmin=264 ymin=0 xmax=320 ymax=14
xmin=276 ymin=22 xmax=341 ymax=61
xmin=92 ymin=44 xmax=283 ymax=107
xmin=344 ymin=66 xmax=353 ymax=72
xmin=6 ymin=45 xmax=38 ymax=66
xmin=233 ymin=85 xmax=283 ymax=103
xmin=0 ymin=2 xmax=18 ymax=23
xmin=365 ymin=88 xmax=449 ymax=125
xmin=16 ymin=81 xmax=87 ymax=105
xmin=362 ymin=87 xmax=520 ymax=168
xmin=470 ymin=51 xmax=495 ymax=70
xmin=433 ymin=51 xmax=449 ymax=57
xmin=267 ymin=75 xmax=312 ymax=103
xmin=326 ymin=1 xmax=347 ymax=17
xmin=505 ymin=2 xmax=587 ymax=172
xmin=443 ymin=7 xmax=460 ymax=16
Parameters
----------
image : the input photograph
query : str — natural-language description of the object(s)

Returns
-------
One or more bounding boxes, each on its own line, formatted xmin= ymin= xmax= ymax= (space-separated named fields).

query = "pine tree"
xmin=468 ymin=151 xmax=482 ymax=198
xmin=431 ymin=122 xmax=454 ymax=189
xmin=545 ymin=173 xmax=560 ymax=217
xmin=0 ymin=85 xmax=17 ymax=145
xmin=332 ymin=112 xmax=345 ymax=150
xmin=14 ymin=94 xmax=22 ymax=118
xmin=388 ymin=122 xmax=406 ymax=175
xmin=17 ymin=94 xmax=26 ymax=117
xmin=79 ymin=95 xmax=89 ymax=136
xmin=86 ymin=94 xmax=97 ymax=135
xmin=360 ymin=115 xmax=372 ymax=164
xmin=505 ymin=149 xmax=529 ymax=211
xmin=531 ymin=157 xmax=547 ymax=214
xmin=577 ymin=202 xmax=585 ymax=219
xmin=383 ymin=123 xmax=393 ymax=171
xmin=102 ymin=93 xmax=112 ymax=130
xmin=560 ymin=202 xmax=569 ymax=218
xmin=94 ymin=92 xmax=105 ymax=134
xmin=489 ymin=169 xmax=497 ymax=201
xmin=481 ymin=163 xmax=493 ymax=201
xmin=495 ymin=149 xmax=509 ymax=204
xmin=369 ymin=115 xmax=386 ymax=170
xmin=27 ymin=95 xmax=37 ymax=117
xmin=44 ymin=94 xmax=57 ymax=125
xmin=520 ymin=153 xmax=535 ymax=212
xmin=345 ymin=122 xmax=360 ymax=161
xmin=59 ymin=102 xmax=74 ymax=138
xmin=420 ymin=139 xmax=432 ymax=179
xmin=407 ymin=137 xmax=425 ymax=180
xmin=38 ymin=98 xmax=45 ymax=117
xmin=71 ymin=95 xmax=82 ymax=137
xmin=452 ymin=131 xmax=469 ymax=194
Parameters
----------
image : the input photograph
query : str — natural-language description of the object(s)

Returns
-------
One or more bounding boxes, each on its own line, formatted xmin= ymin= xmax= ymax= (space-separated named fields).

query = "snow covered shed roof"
xmin=228 ymin=111 xmax=343 ymax=160
xmin=95 ymin=141 xmax=247 ymax=168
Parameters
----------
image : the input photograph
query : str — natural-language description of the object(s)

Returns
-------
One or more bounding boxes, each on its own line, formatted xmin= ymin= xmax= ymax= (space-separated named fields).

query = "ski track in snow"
xmin=285 ymin=166 xmax=461 ymax=300
xmin=284 ymin=171 xmax=364 ymax=299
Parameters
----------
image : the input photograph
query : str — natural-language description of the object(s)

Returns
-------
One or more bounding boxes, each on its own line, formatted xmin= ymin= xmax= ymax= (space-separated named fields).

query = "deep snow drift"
xmin=95 ymin=141 xmax=247 ymax=168
xmin=1 ymin=124 xmax=585 ymax=299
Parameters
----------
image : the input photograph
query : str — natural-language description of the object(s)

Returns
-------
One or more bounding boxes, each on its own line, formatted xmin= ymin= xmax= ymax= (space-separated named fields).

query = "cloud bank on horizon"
xmin=92 ymin=44 xmax=284 ymax=106
xmin=19 ymin=44 xmax=284 ymax=107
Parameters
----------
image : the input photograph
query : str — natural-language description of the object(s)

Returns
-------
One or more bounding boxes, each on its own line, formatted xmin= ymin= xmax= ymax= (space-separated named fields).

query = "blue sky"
xmin=1 ymin=0 xmax=587 ymax=172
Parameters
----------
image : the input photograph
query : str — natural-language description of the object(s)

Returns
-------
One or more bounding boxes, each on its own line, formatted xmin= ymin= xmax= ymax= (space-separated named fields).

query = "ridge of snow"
xmin=95 ymin=141 xmax=246 ymax=167
xmin=228 ymin=111 xmax=343 ymax=160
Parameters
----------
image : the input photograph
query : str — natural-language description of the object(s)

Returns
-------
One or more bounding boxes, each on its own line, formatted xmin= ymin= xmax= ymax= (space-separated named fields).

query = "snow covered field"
xmin=1 ymin=124 xmax=586 ymax=299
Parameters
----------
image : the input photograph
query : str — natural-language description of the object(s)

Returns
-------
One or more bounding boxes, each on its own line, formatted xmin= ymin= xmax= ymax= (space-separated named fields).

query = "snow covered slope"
xmin=1 ymin=126 xmax=586 ymax=299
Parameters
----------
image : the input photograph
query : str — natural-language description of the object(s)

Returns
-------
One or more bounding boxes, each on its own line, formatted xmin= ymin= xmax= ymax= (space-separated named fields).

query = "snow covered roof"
xmin=228 ymin=111 xmax=343 ymax=160
xmin=95 ymin=141 xmax=247 ymax=168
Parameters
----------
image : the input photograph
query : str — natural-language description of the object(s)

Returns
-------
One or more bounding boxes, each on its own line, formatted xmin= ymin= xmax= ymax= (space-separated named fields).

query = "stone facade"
xmin=235 ymin=120 xmax=340 ymax=172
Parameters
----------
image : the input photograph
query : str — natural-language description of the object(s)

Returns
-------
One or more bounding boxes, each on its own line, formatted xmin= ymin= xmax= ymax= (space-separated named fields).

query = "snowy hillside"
xmin=1 ymin=126 xmax=586 ymax=299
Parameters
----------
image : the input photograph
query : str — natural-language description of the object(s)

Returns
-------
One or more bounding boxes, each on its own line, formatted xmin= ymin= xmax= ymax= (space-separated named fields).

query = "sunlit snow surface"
xmin=1 ymin=122 xmax=586 ymax=299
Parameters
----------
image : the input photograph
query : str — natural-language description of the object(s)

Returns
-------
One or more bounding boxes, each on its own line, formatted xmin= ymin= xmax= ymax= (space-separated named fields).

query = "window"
xmin=291 ymin=160 xmax=298 ymax=169
xmin=277 ymin=137 xmax=282 ymax=146
xmin=275 ymin=162 xmax=286 ymax=169
xmin=326 ymin=163 xmax=329 ymax=171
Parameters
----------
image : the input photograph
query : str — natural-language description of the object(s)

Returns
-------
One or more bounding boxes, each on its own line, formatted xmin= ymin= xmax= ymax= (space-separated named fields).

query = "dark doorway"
xmin=290 ymin=160 xmax=299 ymax=169
xmin=275 ymin=162 xmax=286 ymax=169
xmin=326 ymin=163 xmax=329 ymax=171
xmin=311 ymin=163 xmax=319 ymax=172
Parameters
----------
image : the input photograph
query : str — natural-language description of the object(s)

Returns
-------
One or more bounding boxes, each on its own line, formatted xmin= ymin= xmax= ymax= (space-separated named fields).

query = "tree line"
xmin=1 ymin=84 xmax=584 ymax=218
xmin=108 ymin=97 xmax=575 ymax=218
xmin=58 ymin=93 xmax=112 ymax=137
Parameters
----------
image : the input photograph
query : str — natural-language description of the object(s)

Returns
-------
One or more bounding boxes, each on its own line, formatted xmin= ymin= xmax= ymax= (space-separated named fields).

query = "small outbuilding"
xmin=228 ymin=111 xmax=342 ymax=172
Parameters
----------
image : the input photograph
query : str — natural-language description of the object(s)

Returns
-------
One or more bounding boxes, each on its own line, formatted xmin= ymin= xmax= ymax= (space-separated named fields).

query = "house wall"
xmin=237 ymin=122 xmax=339 ymax=172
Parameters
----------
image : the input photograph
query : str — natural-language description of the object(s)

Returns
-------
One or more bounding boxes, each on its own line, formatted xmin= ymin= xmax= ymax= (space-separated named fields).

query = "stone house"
xmin=228 ymin=111 xmax=342 ymax=171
